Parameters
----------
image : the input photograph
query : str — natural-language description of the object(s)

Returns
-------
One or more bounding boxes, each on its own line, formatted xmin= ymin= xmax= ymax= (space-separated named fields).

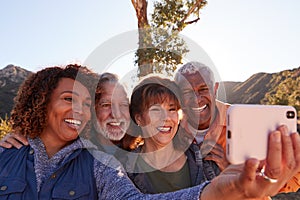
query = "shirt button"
xmin=29 ymin=149 xmax=34 ymax=154
xmin=0 ymin=185 xmax=7 ymax=191
xmin=51 ymin=174 xmax=56 ymax=179
xmin=69 ymin=190 xmax=75 ymax=196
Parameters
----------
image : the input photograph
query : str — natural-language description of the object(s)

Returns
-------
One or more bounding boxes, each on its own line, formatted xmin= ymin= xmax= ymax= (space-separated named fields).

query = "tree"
xmin=131 ymin=0 xmax=207 ymax=77
xmin=262 ymin=69 xmax=300 ymax=117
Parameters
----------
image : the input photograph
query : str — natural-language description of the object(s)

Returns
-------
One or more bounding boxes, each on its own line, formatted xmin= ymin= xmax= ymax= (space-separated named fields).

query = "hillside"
xmin=0 ymin=65 xmax=299 ymax=120
xmin=223 ymin=72 xmax=273 ymax=104
xmin=222 ymin=67 xmax=300 ymax=106
xmin=0 ymin=65 xmax=32 ymax=118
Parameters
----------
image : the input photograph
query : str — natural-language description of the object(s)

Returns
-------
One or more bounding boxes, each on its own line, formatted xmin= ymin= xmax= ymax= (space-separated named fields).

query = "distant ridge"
xmin=222 ymin=67 xmax=300 ymax=105
xmin=222 ymin=72 xmax=273 ymax=104
xmin=0 ymin=65 xmax=299 ymax=123
xmin=0 ymin=64 xmax=32 ymax=118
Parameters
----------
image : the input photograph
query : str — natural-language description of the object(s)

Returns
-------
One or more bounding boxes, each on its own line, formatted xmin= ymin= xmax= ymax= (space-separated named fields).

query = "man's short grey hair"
xmin=99 ymin=72 xmax=119 ymax=83
xmin=174 ymin=61 xmax=215 ymax=85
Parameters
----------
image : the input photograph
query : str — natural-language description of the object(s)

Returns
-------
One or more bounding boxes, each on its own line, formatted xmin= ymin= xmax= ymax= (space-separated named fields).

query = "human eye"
xmin=151 ymin=108 xmax=160 ymax=112
xmin=169 ymin=107 xmax=177 ymax=112
xmin=149 ymin=105 xmax=161 ymax=112
xmin=199 ymin=87 xmax=209 ymax=94
xmin=183 ymin=89 xmax=192 ymax=94
xmin=84 ymin=101 xmax=92 ymax=108
xmin=99 ymin=102 xmax=111 ymax=109
xmin=183 ymin=90 xmax=194 ymax=97
xmin=64 ymin=96 xmax=73 ymax=102
xmin=121 ymin=102 xmax=129 ymax=108
xmin=168 ymin=103 xmax=178 ymax=112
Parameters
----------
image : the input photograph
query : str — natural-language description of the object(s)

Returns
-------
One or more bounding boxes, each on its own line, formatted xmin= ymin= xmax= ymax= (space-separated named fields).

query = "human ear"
xmin=214 ymin=82 xmax=219 ymax=96
xmin=135 ymin=114 xmax=142 ymax=126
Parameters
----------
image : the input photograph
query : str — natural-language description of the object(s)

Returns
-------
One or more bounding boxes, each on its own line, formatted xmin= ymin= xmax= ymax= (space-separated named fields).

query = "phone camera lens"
xmin=286 ymin=111 xmax=295 ymax=119
xmin=227 ymin=130 xmax=231 ymax=139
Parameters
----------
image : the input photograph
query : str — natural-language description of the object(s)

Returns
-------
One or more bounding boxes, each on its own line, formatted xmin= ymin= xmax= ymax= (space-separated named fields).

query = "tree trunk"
xmin=131 ymin=0 xmax=149 ymax=29
xmin=131 ymin=0 xmax=153 ymax=77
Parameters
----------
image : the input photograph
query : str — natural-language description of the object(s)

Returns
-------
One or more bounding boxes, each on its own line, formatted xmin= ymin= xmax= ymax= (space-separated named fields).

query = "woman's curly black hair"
xmin=10 ymin=64 xmax=98 ymax=139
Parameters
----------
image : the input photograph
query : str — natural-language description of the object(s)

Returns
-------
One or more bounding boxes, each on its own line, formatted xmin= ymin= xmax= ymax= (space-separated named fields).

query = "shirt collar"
xmin=184 ymin=100 xmax=229 ymax=143
xmin=215 ymin=100 xmax=229 ymax=127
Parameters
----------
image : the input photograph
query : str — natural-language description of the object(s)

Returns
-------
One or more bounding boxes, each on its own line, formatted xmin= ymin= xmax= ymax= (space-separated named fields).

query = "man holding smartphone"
xmin=174 ymin=61 xmax=300 ymax=193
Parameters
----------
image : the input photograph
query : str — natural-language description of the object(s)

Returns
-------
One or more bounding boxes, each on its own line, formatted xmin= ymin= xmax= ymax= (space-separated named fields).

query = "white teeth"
xmin=108 ymin=122 xmax=121 ymax=126
xmin=192 ymin=104 xmax=207 ymax=112
xmin=157 ymin=127 xmax=171 ymax=132
xmin=64 ymin=119 xmax=82 ymax=126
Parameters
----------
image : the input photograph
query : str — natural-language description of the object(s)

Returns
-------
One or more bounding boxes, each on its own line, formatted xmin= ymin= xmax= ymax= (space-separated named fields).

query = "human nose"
xmin=193 ymin=93 xmax=205 ymax=107
xmin=73 ymin=101 xmax=91 ymax=116
xmin=73 ymin=102 xmax=84 ymax=114
xmin=111 ymin=104 xmax=122 ymax=119
xmin=195 ymin=91 xmax=203 ymax=101
xmin=161 ymin=109 xmax=172 ymax=120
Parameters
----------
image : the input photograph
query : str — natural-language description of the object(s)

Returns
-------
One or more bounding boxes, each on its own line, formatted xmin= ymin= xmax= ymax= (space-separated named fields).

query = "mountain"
xmin=221 ymin=67 xmax=300 ymax=105
xmin=0 ymin=65 xmax=32 ymax=118
xmin=221 ymin=72 xmax=273 ymax=104
xmin=0 ymin=65 xmax=299 ymax=121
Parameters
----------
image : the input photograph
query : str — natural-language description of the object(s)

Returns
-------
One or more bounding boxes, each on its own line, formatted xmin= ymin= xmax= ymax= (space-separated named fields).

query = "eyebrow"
xmin=198 ymin=84 xmax=209 ymax=88
xmin=98 ymin=99 xmax=111 ymax=103
xmin=61 ymin=90 xmax=91 ymax=101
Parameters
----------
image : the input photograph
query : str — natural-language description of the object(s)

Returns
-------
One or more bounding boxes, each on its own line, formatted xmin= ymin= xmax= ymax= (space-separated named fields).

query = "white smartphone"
xmin=226 ymin=104 xmax=297 ymax=164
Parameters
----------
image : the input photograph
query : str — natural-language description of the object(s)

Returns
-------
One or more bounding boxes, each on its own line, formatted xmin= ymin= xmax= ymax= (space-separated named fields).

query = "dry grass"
xmin=0 ymin=116 xmax=11 ymax=140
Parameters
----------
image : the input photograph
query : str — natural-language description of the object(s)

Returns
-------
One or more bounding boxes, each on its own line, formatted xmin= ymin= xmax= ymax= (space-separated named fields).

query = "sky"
xmin=1 ymin=0 xmax=299 ymax=82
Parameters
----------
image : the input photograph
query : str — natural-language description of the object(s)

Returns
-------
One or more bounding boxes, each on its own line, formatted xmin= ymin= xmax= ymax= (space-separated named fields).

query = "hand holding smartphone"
xmin=226 ymin=104 xmax=297 ymax=164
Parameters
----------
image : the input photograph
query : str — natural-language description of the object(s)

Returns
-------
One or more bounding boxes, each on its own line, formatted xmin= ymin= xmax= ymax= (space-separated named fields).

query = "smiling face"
xmin=136 ymin=100 xmax=180 ymax=150
xmin=94 ymin=82 xmax=130 ymax=141
xmin=179 ymin=71 xmax=218 ymax=130
xmin=41 ymin=78 xmax=92 ymax=151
